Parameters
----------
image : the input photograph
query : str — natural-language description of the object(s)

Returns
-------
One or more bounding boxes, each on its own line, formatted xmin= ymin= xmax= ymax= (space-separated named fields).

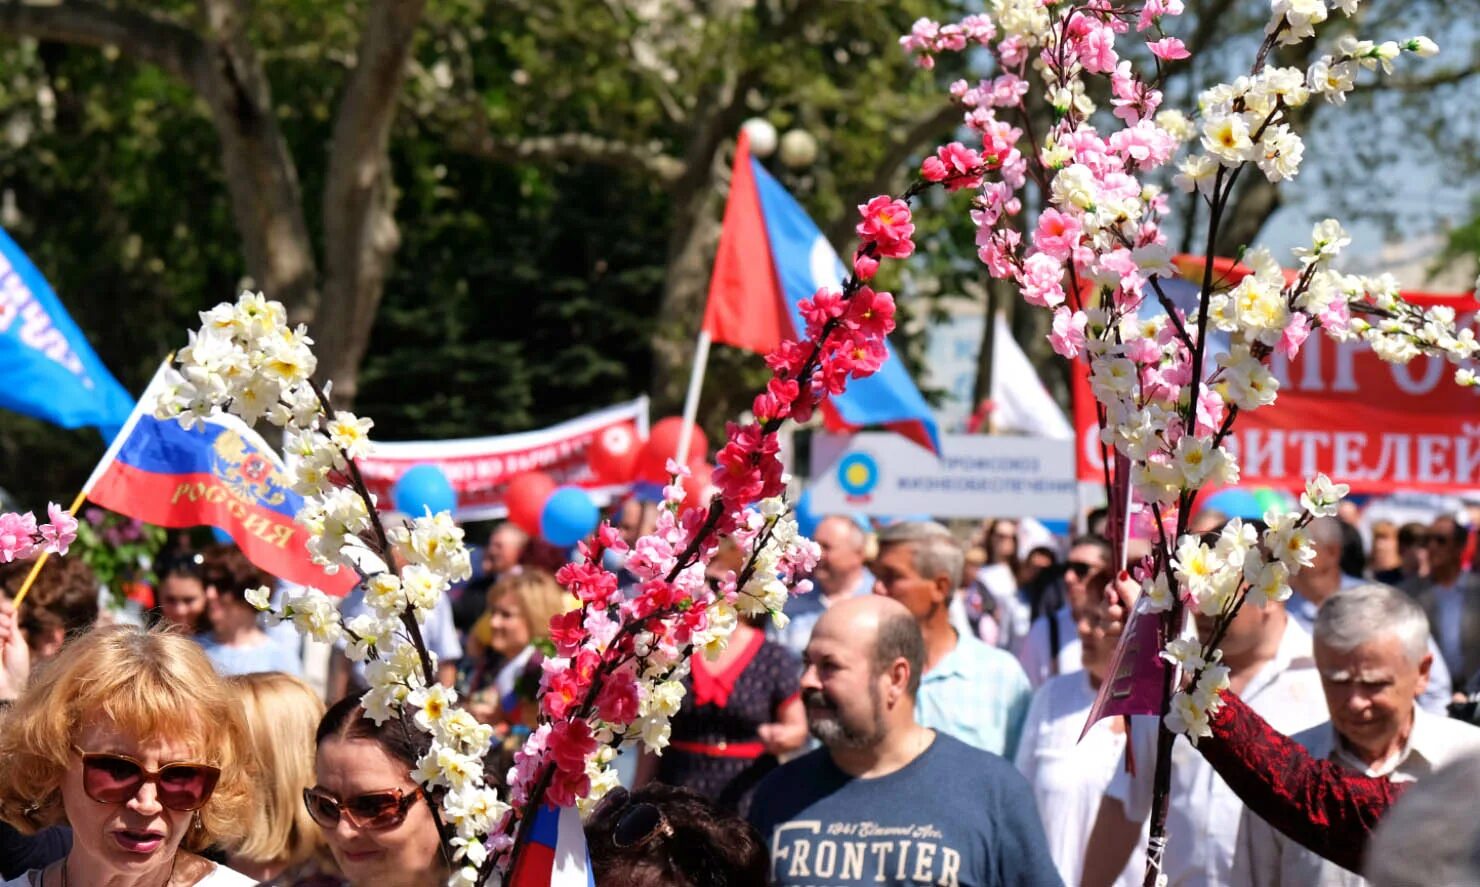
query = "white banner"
xmin=356 ymin=398 xmax=649 ymax=522
xmin=808 ymin=431 xmax=1077 ymax=520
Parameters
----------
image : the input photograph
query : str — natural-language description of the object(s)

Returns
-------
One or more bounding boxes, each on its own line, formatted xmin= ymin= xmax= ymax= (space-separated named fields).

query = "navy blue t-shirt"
xmin=749 ymin=732 xmax=1062 ymax=887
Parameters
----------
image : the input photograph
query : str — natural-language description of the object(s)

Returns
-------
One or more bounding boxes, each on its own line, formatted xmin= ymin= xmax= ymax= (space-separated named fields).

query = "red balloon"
xmin=681 ymin=462 xmax=715 ymax=508
xmin=505 ymin=472 xmax=556 ymax=535
xmin=587 ymin=422 xmax=642 ymax=484
xmin=636 ymin=418 xmax=708 ymax=484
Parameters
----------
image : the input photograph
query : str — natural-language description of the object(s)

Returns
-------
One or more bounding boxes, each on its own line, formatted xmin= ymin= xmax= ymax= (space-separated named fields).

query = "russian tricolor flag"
xmin=82 ymin=363 xmax=357 ymax=595
xmin=702 ymin=131 xmax=941 ymax=454
xmin=509 ymin=804 xmax=594 ymax=887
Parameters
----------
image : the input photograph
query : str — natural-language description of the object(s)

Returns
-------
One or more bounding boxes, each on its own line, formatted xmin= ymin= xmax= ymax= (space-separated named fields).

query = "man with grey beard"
xmin=747 ymin=596 xmax=1060 ymax=887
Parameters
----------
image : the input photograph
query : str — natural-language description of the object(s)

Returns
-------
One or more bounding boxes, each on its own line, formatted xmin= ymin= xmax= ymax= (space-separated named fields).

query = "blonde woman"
xmin=465 ymin=570 xmax=569 ymax=725
xmin=224 ymin=673 xmax=342 ymax=886
xmin=0 ymin=624 xmax=256 ymax=886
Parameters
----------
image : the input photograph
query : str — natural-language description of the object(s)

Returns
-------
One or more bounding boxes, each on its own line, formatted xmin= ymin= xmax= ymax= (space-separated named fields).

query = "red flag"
xmin=701 ymin=130 xmax=789 ymax=354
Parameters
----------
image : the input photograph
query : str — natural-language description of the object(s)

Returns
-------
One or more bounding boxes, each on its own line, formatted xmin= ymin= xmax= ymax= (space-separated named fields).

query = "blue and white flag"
xmin=0 ymin=228 xmax=133 ymax=436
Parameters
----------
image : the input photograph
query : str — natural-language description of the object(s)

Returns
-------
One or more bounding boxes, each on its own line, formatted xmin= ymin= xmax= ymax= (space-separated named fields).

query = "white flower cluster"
xmin=1158 ymin=474 xmax=1350 ymax=740
xmin=155 ymin=293 xmax=318 ymax=429
xmin=1307 ymin=36 xmax=1439 ymax=106
xmin=1180 ymin=28 xmax=1437 ymax=194
xmin=162 ymin=292 xmax=488 ymax=887
xmin=725 ymin=498 xmax=819 ymax=628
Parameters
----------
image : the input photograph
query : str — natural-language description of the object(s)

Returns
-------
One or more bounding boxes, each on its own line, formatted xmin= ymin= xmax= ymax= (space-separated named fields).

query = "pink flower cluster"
xmin=905 ymin=6 xmax=1200 ymax=369
xmin=899 ymin=15 xmax=996 ymax=69
xmin=506 ymin=178 xmax=931 ymax=855
xmin=855 ymin=196 xmax=916 ymax=259
xmin=0 ymin=504 xmax=79 ymax=563
xmin=921 ymin=142 xmax=984 ymax=191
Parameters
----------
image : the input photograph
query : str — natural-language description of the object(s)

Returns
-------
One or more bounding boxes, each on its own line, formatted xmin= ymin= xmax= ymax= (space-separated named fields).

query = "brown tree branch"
xmin=195 ymin=0 xmax=318 ymax=325
xmin=315 ymin=0 xmax=428 ymax=406
xmin=0 ymin=0 xmax=201 ymax=83
xmin=1359 ymin=66 xmax=1478 ymax=93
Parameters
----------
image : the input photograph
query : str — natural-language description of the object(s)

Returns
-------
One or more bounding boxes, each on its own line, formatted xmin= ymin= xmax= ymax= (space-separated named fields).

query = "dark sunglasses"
xmin=303 ymin=786 xmax=423 ymax=831
xmin=613 ymin=801 xmax=674 ymax=849
xmin=75 ymin=747 xmax=220 ymax=812
xmin=1065 ymin=560 xmax=1099 ymax=580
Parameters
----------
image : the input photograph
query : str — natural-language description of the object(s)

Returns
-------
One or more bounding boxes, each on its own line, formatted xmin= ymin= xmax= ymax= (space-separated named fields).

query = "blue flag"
xmin=0 ymin=229 xmax=133 ymax=436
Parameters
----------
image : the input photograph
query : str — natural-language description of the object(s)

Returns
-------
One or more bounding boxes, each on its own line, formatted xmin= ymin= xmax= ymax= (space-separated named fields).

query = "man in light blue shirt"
xmin=770 ymin=514 xmax=874 ymax=657
xmin=872 ymin=520 xmax=1033 ymax=758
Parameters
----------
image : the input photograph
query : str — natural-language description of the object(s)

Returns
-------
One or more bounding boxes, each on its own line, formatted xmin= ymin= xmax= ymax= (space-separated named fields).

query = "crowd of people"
xmin=0 ymin=499 xmax=1478 ymax=886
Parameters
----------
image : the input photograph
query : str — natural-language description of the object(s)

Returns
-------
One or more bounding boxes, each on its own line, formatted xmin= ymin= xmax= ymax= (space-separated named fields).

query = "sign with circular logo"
xmin=836 ymin=452 xmax=880 ymax=500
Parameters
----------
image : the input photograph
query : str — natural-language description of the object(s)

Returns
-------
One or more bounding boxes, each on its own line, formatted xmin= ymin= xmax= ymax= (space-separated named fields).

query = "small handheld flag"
xmin=509 ymin=804 xmax=595 ymax=887
xmin=82 ymin=363 xmax=358 ymax=595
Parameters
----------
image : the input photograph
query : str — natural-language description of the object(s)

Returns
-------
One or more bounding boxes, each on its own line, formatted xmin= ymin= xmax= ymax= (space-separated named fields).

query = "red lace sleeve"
xmin=1197 ymin=689 xmax=1404 ymax=874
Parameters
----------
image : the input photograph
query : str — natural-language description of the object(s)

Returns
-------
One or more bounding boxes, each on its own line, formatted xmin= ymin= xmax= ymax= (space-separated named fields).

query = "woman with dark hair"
xmin=197 ymin=545 xmax=301 ymax=676
xmin=586 ymin=785 xmax=769 ymax=887
xmin=0 ymin=557 xmax=98 ymax=662
xmin=155 ymin=550 xmax=214 ymax=635
xmin=306 ymin=697 xmax=447 ymax=886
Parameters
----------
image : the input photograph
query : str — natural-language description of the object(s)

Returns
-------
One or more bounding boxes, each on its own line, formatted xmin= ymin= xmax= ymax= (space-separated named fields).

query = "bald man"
xmin=748 ymin=596 xmax=1060 ymax=887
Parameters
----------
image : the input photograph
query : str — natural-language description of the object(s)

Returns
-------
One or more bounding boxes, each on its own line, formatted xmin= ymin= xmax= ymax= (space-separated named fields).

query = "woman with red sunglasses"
xmin=306 ymin=696 xmax=452 ymax=886
xmin=0 ymin=624 xmax=257 ymax=886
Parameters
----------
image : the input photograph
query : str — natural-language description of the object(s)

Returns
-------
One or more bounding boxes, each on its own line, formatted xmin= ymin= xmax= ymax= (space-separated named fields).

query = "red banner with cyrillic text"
xmin=1073 ymin=257 xmax=1479 ymax=493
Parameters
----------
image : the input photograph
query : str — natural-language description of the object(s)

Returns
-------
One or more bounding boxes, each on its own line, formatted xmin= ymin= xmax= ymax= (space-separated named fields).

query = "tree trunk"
xmin=0 ymin=0 xmax=318 ymax=321
xmin=315 ymin=0 xmax=427 ymax=407
xmin=194 ymin=0 xmax=318 ymax=325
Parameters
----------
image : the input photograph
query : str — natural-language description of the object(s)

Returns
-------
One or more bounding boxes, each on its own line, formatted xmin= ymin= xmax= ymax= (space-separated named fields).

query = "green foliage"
xmin=1436 ymin=199 xmax=1480 ymax=285
xmin=71 ymin=507 xmax=168 ymax=604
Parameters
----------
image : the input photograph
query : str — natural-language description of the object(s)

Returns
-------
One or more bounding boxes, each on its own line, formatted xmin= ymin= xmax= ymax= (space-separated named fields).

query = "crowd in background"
xmin=1 ymin=495 xmax=1479 ymax=886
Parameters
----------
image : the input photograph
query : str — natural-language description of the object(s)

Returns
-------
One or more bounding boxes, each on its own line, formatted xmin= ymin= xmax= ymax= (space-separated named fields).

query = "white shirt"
xmin=1018 ymin=606 xmax=1081 ymax=689
xmin=1015 ymin=671 xmax=1143 ymax=887
xmin=1232 ymin=708 xmax=1480 ymax=887
xmin=1108 ymin=618 xmax=1329 ymax=887
xmin=494 ymin=644 xmax=538 ymax=699
xmin=977 ymin=563 xmax=1029 ymax=651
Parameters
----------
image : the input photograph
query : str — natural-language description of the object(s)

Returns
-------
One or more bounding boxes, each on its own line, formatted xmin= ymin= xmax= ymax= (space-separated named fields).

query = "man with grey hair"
xmin=770 ymin=514 xmax=875 ymax=657
xmin=1232 ymin=583 xmax=1480 ymax=887
xmin=1292 ymin=518 xmax=1451 ymax=714
xmin=871 ymin=520 xmax=1033 ymax=757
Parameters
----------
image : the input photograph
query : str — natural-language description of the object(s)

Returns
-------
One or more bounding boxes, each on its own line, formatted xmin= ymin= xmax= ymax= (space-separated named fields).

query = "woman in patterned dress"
xmin=635 ymin=541 xmax=809 ymax=815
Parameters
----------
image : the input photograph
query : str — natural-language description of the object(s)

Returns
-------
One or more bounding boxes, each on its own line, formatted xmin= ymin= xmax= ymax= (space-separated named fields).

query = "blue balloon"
xmin=540 ymin=486 xmax=600 ymax=547
xmin=393 ymin=464 xmax=457 ymax=516
xmin=211 ymin=526 xmax=233 ymax=545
